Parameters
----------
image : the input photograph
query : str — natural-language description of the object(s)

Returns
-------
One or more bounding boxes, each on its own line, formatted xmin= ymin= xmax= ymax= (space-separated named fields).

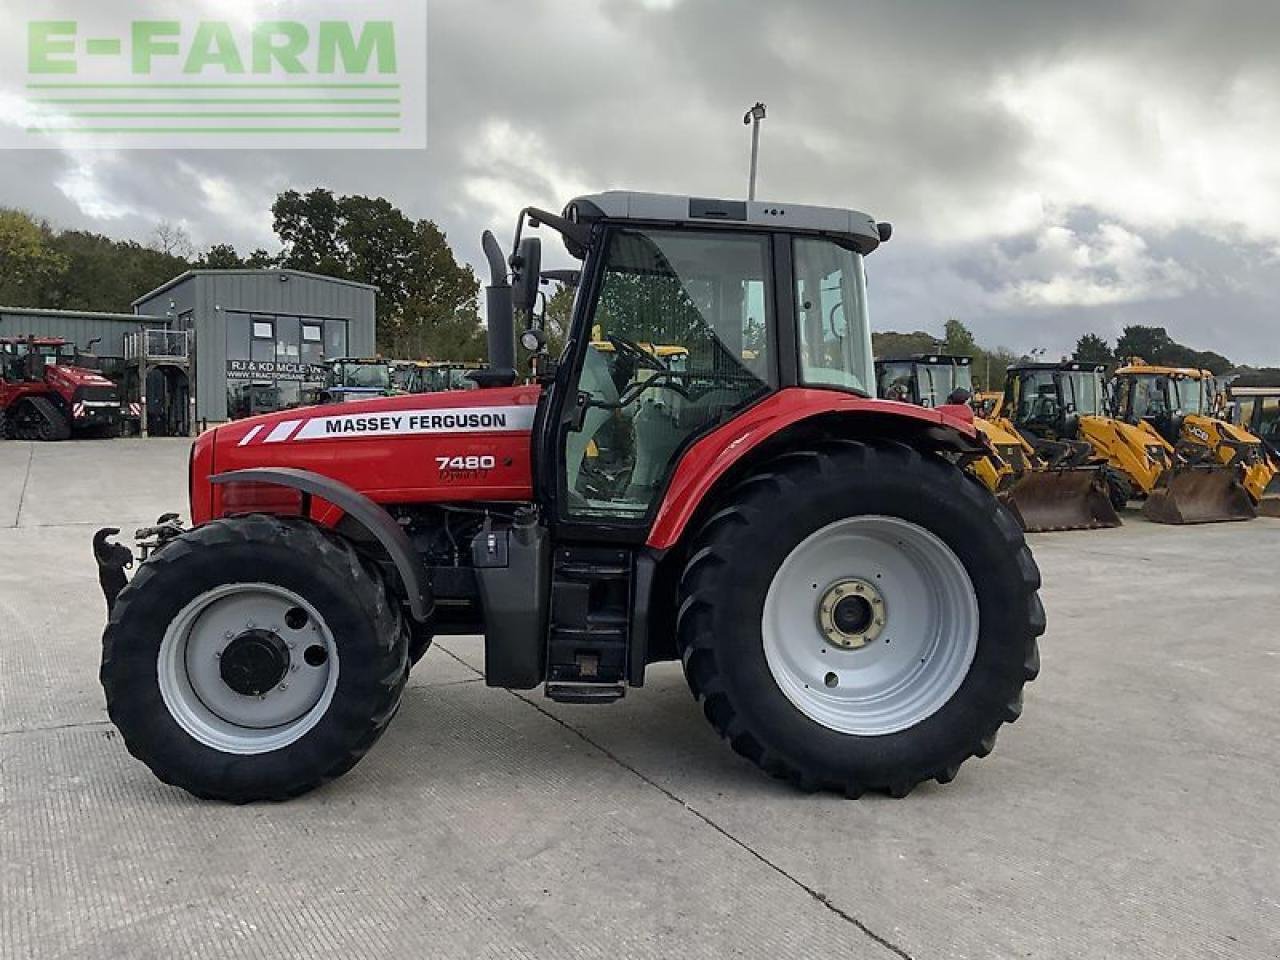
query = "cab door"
xmin=554 ymin=226 xmax=775 ymax=528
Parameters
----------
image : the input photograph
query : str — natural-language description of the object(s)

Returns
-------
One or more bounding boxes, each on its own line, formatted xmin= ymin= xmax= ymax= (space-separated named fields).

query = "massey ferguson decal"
xmin=238 ymin=405 xmax=536 ymax=445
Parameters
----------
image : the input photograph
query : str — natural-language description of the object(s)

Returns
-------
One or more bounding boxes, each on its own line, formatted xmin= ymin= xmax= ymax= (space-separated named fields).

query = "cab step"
xmin=545 ymin=681 xmax=626 ymax=704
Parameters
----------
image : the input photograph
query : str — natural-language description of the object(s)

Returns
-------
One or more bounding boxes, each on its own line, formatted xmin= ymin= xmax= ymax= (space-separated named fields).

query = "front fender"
xmin=646 ymin=389 xmax=978 ymax=550
xmin=210 ymin=467 xmax=433 ymax=622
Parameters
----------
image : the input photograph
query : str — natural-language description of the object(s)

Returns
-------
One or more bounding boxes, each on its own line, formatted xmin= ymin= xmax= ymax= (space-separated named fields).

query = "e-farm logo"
xmin=4 ymin=1 xmax=426 ymax=149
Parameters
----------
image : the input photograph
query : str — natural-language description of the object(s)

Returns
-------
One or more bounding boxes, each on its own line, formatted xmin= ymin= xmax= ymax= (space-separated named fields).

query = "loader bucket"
xmin=998 ymin=470 xmax=1123 ymax=533
xmin=1254 ymin=472 xmax=1280 ymax=518
xmin=1142 ymin=468 xmax=1256 ymax=524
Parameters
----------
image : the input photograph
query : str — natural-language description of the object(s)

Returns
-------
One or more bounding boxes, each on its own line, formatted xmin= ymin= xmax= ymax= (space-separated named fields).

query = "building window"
xmin=324 ymin=320 xmax=348 ymax=360
xmin=300 ymin=322 xmax=325 ymax=371
xmin=226 ymin=312 xmax=251 ymax=361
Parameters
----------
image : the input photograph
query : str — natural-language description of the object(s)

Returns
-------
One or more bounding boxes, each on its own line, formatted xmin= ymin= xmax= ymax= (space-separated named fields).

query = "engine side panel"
xmin=198 ymin=386 xmax=540 ymax=523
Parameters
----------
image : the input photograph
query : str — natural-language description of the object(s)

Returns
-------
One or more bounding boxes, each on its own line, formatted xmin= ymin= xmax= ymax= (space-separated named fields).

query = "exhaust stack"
xmin=474 ymin=230 xmax=517 ymax=388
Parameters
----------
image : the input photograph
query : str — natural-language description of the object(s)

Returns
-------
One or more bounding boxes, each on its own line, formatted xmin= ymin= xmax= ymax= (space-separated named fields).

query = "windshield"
xmin=336 ymin=362 xmax=390 ymax=389
xmin=1125 ymin=374 xmax=1203 ymax=419
xmin=1256 ymin=397 xmax=1280 ymax=441
xmin=1012 ymin=370 xmax=1059 ymax=424
xmin=1060 ymin=371 xmax=1104 ymax=416
xmin=879 ymin=362 xmax=916 ymax=402
xmin=919 ymin=364 xmax=954 ymax=407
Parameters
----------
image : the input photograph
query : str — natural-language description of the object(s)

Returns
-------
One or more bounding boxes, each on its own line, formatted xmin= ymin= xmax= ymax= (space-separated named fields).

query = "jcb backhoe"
xmin=1112 ymin=359 xmax=1278 ymax=519
xmin=1004 ymin=361 xmax=1254 ymax=524
xmin=876 ymin=355 xmax=1120 ymax=531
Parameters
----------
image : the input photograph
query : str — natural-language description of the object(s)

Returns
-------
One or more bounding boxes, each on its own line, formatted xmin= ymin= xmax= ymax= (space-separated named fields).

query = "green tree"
xmin=197 ymin=243 xmax=244 ymax=269
xmin=1073 ymin=333 xmax=1114 ymax=367
xmin=0 ymin=210 xmax=67 ymax=305
xmin=43 ymin=230 xmax=189 ymax=313
xmin=1115 ymin=325 xmax=1175 ymax=364
xmin=1115 ymin=324 xmax=1232 ymax=374
xmin=871 ymin=330 xmax=940 ymax=359
xmin=942 ymin=318 xmax=978 ymax=357
xmin=272 ymin=188 xmax=480 ymax=358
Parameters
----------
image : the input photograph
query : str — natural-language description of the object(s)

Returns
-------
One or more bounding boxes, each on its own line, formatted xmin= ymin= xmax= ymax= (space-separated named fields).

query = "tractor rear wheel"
xmin=677 ymin=440 xmax=1044 ymax=797
xmin=101 ymin=514 xmax=408 ymax=802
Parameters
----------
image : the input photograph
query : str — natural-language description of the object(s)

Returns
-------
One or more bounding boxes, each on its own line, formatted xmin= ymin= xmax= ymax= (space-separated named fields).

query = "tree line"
xmin=0 ymin=188 xmax=486 ymax=361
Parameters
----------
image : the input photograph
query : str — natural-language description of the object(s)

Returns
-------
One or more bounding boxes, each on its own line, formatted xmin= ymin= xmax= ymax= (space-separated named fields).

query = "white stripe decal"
xmin=264 ymin=420 xmax=304 ymax=443
xmin=238 ymin=425 xmax=265 ymax=446
xmin=290 ymin=405 xmax=536 ymax=441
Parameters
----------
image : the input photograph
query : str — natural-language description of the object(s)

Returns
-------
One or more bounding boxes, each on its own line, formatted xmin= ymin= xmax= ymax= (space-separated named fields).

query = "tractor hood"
xmin=46 ymin=364 xmax=117 ymax=392
xmin=191 ymin=386 xmax=541 ymax=524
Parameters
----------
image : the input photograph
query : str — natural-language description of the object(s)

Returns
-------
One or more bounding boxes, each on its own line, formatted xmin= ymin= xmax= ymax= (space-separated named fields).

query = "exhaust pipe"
xmin=474 ymin=230 xmax=517 ymax=388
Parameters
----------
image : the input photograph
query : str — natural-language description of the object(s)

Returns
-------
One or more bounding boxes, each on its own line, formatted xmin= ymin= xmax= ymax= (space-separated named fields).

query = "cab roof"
xmin=877 ymin=354 xmax=971 ymax=366
xmin=1114 ymin=360 xmax=1209 ymax=380
xmin=564 ymin=191 xmax=886 ymax=254
xmin=1006 ymin=361 xmax=1106 ymax=374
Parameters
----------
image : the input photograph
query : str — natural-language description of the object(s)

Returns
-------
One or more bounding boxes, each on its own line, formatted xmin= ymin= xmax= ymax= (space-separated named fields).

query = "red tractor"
xmin=95 ymin=192 xmax=1044 ymax=802
xmin=1 ymin=336 xmax=122 ymax=440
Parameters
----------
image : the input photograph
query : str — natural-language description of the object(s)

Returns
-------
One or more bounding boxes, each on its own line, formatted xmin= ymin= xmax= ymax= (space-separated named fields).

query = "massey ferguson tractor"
xmin=1 ymin=336 xmax=121 ymax=440
xmin=95 ymin=192 xmax=1045 ymax=802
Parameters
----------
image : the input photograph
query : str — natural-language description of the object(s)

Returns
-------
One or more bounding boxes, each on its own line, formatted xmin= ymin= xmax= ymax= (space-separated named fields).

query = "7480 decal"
xmin=436 ymin=455 xmax=497 ymax=471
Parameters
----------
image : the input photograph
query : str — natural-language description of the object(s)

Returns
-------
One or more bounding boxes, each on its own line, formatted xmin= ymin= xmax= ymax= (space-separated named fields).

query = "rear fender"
xmin=210 ymin=467 xmax=433 ymax=622
xmin=646 ymin=389 xmax=980 ymax=551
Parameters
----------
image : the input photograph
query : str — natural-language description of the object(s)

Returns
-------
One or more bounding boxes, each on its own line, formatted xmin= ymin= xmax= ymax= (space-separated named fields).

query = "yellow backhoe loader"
xmin=1002 ymin=361 xmax=1254 ymax=524
xmin=876 ymin=355 xmax=1120 ymax=531
xmin=1112 ymin=359 xmax=1278 ymax=519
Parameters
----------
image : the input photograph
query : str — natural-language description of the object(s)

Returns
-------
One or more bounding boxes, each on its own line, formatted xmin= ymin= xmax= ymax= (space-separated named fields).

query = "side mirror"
xmin=511 ymin=237 xmax=542 ymax=317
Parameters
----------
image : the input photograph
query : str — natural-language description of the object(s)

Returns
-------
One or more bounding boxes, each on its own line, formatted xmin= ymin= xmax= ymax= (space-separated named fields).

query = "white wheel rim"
xmin=762 ymin=515 xmax=979 ymax=736
xmin=157 ymin=583 xmax=340 ymax=755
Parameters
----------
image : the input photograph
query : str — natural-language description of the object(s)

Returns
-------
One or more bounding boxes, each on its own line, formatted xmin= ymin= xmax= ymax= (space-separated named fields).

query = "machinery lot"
xmin=1 ymin=439 xmax=1277 ymax=960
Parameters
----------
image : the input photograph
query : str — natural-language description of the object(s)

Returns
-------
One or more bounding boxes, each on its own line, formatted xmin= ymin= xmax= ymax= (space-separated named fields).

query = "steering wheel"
xmin=618 ymin=370 xmax=694 ymax=406
xmin=606 ymin=334 xmax=665 ymax=372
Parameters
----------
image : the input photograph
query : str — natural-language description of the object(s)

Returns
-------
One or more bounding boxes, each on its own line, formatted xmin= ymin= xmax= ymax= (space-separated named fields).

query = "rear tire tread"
xmin=676 ymin=439 xmax=1043 ymax=796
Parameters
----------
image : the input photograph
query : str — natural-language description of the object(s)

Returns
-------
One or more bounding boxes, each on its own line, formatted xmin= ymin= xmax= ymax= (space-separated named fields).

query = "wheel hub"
xmin=817 ymin=578 xmax=885 ymax=650
xmin=219 ymin=629 xmax=291 ymax=696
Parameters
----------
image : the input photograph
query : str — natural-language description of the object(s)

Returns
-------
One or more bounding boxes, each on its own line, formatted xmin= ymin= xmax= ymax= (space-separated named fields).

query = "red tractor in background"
xmin=95 ymin=191 xmax=1044 ymax=803
xmin=1 ymin=336 xmax=122 ymax=440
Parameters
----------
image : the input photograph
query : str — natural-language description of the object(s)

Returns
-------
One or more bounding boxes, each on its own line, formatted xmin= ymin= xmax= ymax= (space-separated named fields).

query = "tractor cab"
xmin=510 ymin=191 xmax=885 ymax=525
xmin=1 ymin=336 xmax=79 ymax=382
xmin=320 ymin=357 xmax=395 ymax=403
xmin=1003 ymin=361 xmax=1108 ymax=442
xmin=1227 ymin=374 xmax=1280 ymax=460
xmin=1111 ymin=359 xmax=1209 ymax=446
xmin=397 ymin=361 xmax=482 ymax=394
xmin=876 ymin=354 xmax=973 ymax=408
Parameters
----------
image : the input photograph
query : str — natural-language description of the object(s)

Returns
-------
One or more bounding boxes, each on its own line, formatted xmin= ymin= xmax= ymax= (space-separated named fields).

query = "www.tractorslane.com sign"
xmin=226 ymin=359 xmax=328 ymax=382
xmin=8 ymin=0 xmax=426 ymax=150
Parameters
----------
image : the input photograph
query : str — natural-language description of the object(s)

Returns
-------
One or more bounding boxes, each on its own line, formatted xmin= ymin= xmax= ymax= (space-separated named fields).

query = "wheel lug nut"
xmin=278 ymin=683 xmax=288 ymax=691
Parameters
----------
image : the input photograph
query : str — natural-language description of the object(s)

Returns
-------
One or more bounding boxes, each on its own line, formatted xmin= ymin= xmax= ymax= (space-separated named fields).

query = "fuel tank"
xmin=192 ymin=386 xmax=540 ymax=523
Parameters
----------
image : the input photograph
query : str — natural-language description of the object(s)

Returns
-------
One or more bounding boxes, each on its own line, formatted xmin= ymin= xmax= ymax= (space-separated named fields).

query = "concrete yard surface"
xmin=1 ymin=438 xmax=1277 ymax=959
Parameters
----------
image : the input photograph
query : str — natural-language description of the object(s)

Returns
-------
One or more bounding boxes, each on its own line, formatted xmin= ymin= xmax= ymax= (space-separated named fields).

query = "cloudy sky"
xmin=3 ymin=0 xmax=1279 ymax=364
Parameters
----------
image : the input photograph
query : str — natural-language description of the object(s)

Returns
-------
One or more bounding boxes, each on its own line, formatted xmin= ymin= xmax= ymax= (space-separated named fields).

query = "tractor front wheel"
xmin=677 ymin=440 xmax=1044 ymax=797
xmin=101 ymin=515 xmax=408 ymax=802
